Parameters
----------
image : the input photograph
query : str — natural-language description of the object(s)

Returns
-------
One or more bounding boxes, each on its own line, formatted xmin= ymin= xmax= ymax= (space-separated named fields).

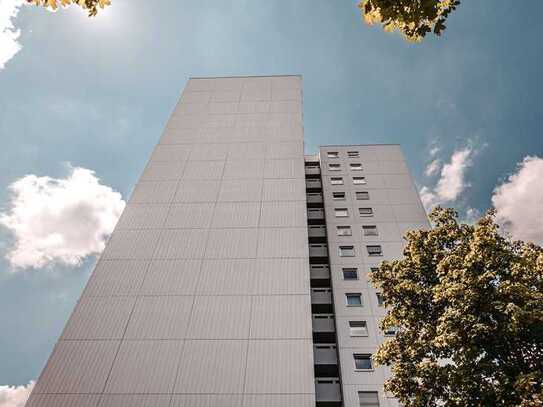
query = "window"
xmin=336 ymin=226 xmax=352 ymax=236
xmin=359 ymin=207 xmax=373 ymax=217
xmin=350 ymin=163 xmax=363 ymax=171
xmin=370 ymin=267 xmax=379 ymax=274
xmin=353 ymin=176 xmax=367 ymax=185
xmin=367 ymin=245 xmax=383 ymax=256
xmin=349 ymin=320 xmax=368 ymax=336
xmin=348 ymin=151 xmax=360 ymax=158
xmin=332 ymin=191 xmax=346 ymax=200
xmin=346 ymin=293 xmax=362 ymax=306
xmin=330 ymin=177 xmax=344 ymax=185
xmin=354 ymin=354 xmax=373 ymax=370
xmin=339 ymin=245 xmax=355 ymax=257
xmin=376 ymin=293 xmax=384 ymax=307
xmin=358 ymin=391 xmax=380 ymax=406
xmin=334 ymin=208 xmax=349 ymax=218
xmin=362 ymin=225 xmax=378 ymax=236
xmin=329 ymin=163 xmax=341 ymax=171
xmin=356 ymin=191 xmax=370 ymax=200
xmin=384 ymin=326 xmax=398 ymax=337
xmin=342 ymin=268 xmax=358 ymax=280
xmin=327 ymin=151 xmax=339 ymax=158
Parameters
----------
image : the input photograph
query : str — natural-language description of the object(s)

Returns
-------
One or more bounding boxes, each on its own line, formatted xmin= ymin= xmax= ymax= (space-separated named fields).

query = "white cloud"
xmin=0 ymin=381 xmax=34 ymax=407
xmin=0 ymin=166 xmax=125 ymax=270
xmin=424 ymin=159 xmax=441 ymax=177
xmin=0 ymin=0 xmax=24 ymax=69
xmin=420 ymin=147 xmax=473 ymax=211
xmin=492 ymin=156 xmax=543 ymax=245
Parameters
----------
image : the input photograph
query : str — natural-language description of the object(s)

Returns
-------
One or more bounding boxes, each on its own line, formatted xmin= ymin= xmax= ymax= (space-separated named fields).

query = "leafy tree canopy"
xmin=358 ymin=0 xmax=461 ymax=42
xmin=371 ymin=207 xmax=543 ymax=406
xmin=26 ymin=0 xmax=110 ymax=17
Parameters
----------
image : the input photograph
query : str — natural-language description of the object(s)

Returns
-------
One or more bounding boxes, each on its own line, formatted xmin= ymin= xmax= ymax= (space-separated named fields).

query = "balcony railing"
xmin=310 ymin=264 xmax=330 ymax=279
xmin=312 ymin=314 xmax=335 ymax=332
xmin=307 ymin=209 xmax=325 ymax=220
xmin=311 ymin=288 xmax=332 ymax=304
xmin=305 ymin=166 xmax=321 ymax=176
xmin=309 ymin=244 xmax=328 ymax=257
xmin=306 ymin=179 xmax=322 ymax=189
xmin=315 ymin=378 xmax=342 ymax=402
xmin=314 ymin=344 xmax=338 ymax=365
xmin=307 ymin=192 xmax=323 ymax=204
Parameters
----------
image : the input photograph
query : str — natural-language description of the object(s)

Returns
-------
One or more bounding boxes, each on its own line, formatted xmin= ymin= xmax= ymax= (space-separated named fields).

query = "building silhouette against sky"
xmin=27 ymin=75 xmax=429 ymax=407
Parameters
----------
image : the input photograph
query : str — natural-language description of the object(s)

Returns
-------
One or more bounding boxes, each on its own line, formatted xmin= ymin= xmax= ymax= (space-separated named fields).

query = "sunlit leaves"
xmin=358 ymin=0 xmax=461 ymax=42
xmin=26 ymin=0 xmax=111 ymax=17
xmin=371 ymin=207 xmax=543 ymax=406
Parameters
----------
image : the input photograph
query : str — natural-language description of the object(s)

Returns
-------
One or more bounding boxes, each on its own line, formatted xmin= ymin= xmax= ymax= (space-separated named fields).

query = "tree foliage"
xmin=358 ymin=0 xmax=461 ymax=42
xmin=371 ymin=207 xmax=543 ymax=406
xmin=26 ymin=0 xmax=111 ymax=17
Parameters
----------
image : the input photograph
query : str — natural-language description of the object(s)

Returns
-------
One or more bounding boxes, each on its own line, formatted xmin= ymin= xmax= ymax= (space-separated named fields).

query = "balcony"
xmin=305 ymin=166 xmax=321 ymax=176
xmin=309 ymin=244 xmax=328 ymax=258
xmin=307 ymin=192 xmax=323 ymax=204
xmin=315 ymin=378 xmax=342 ymax=403
xmin=310 ymin=264 xmax=330 ymax=279
xmin=308 ymin=225 xmax=327 ymax=239
xmin=307 ymin=208 xmax=325 ymax=220
xmin=311 ymin=288 xmax=332 ymax=304
xmin=314 ymin=344 xmax=338 ymax=365
xmin=312 ymin=314 xmax=335 ymax=332
xmin=306 ymin=179 xmax=322 ymax=189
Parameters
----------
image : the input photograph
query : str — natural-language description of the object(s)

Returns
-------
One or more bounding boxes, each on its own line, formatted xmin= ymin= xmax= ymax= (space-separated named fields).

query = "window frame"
xmin=347 ymin=151 xmax=360 ymax=158
xmin=330 ymin=177 xmax=344 ymax=185
xmin=358 ymin=391 xmax=380 ymax=406
xmin=362 ymin=225 xmax=379 ymax=236
xmin=359 ymin=207 xmax=374 ymax=217
xmin=352 ymin=176 xmax=367 ymax=185
xmin=334 ymin=208 xmax=349 ymax=218
xmin=367 ymin=245 xmax=383 ymax=256
xmin=332 ymin=191 xmax=346 ymax=200
xmin=356 ymin=191 xmax=370 ymax=200
xmin=349 ymin=320 xmax=368 ymax=337
xmin=353 ymin=353 xmax=373 ymax=371
xmin=346 ymin=293 xmax=363 ymax=307
xmin=336 ymin=225 xmax=352 ymax=236
xmin=328 ymin=163 xmax=341 ymax=171
xmin=339 ymin=245 xmax=356 ymax=257
xmin=350 ymin=163 xmax=363 ymax=171
xmin=342 ymin=267 xmax=358 ymax=280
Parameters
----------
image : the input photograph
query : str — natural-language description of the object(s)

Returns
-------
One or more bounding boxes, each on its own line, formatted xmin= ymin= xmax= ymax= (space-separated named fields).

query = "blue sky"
xmin=0 ymin=0 xmax=543 ymax=400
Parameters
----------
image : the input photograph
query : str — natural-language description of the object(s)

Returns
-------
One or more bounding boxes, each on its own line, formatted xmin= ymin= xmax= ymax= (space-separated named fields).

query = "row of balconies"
xmin=306 ymin=160 xmax=342 ymax=406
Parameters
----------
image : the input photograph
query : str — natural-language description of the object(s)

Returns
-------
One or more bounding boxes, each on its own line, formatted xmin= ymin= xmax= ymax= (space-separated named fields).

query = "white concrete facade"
xmin=27 ymin=76 xmax=315 ymax=407
xmin=319 ymin=145 xmax=429 ymax=407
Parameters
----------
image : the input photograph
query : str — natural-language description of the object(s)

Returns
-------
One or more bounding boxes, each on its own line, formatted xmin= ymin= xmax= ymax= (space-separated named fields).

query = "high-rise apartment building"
xmin=27 ymin=76 xmax=429 ymax=407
